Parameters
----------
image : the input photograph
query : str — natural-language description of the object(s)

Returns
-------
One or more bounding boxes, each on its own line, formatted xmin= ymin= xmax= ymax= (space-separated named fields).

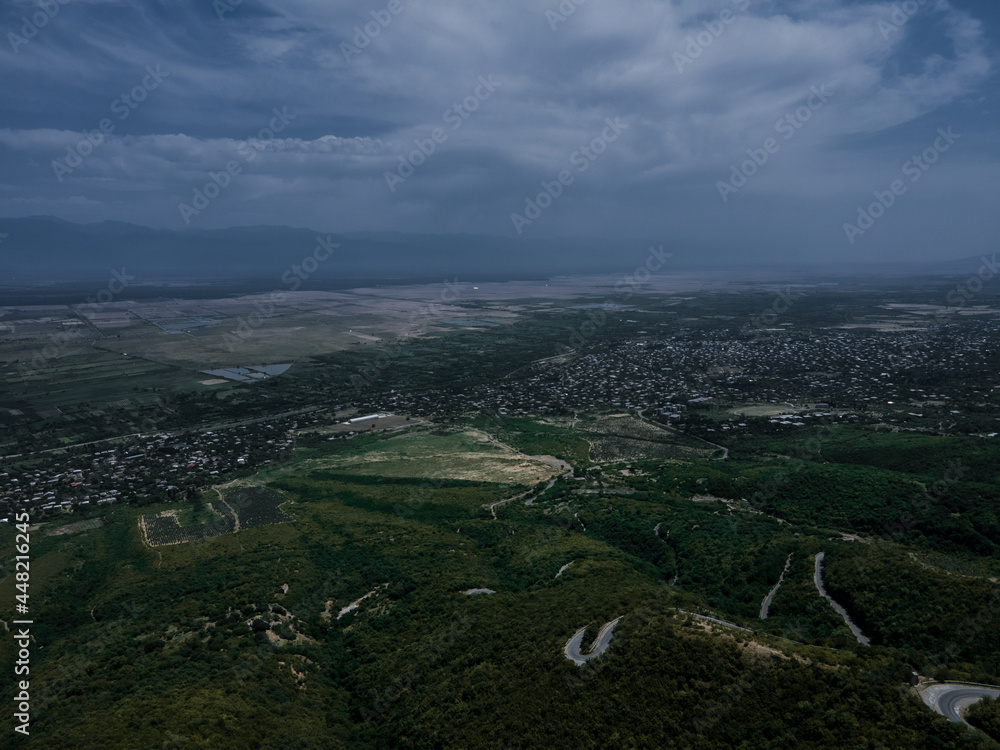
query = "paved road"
xmin=526 ymin=476 xmax=558 ymax=506
xmin=1 ymin=405 xmax=329 ymax=460
xmin=760 ymin=553 xmax=793 ymax=620
xmin=484 ymin=489 xmax=531 ymax=519
xmin=678 ymin=609 xmax=754 ymax=633
xmin=503 ymin=351 xmax=575 ymax=380
xmin=921 ymin=684 xmax=1000 ymax=723
xmin=564 ymin=616 xmax=622 ymax=665
xmin=636 ymin=409 xmax=728 ymax=460
xmin=555 ymin=561 xmax=574 ymax=578
xmin=486 ymin=470 xmax=571 ymax=516
xmin=814 ymin=552 xmax=870 ymax=646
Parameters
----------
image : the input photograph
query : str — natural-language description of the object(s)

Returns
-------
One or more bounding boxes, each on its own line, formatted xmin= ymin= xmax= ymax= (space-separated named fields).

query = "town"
xmin=5 ymin=308 xmax=998 ymax=523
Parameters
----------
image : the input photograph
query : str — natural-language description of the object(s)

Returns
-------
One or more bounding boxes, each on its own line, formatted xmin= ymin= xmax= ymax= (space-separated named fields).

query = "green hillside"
xmin=3 ymin=420 xmax=999 ymax=748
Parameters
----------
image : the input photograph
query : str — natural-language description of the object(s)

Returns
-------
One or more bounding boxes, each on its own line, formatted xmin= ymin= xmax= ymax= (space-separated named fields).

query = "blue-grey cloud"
xmin=0 ymin=0 xmax=997 ymax=263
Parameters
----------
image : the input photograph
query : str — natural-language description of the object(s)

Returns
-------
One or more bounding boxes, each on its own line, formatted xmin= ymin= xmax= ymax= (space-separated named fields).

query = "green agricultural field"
xmin=0 ymin=347 xmax=217 ymax=412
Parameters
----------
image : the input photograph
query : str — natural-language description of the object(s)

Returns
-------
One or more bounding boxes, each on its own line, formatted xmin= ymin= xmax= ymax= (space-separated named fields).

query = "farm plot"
xmin=140 ymin=485 xmax=290 ymax=546
xmin=221 ymin=485 xmax=292 ymax=529
xmin=46 ymin=518 xmax=103 ymax=536
xmin=585 ymin=416 xmax=673 ymax=440
xmin=585 ymin=435 xmax=701 ymax=462
xmin=141 ymin=504 xmax=236 ymax=547
xmin=579 ymin=416 xmax=715 ymax=462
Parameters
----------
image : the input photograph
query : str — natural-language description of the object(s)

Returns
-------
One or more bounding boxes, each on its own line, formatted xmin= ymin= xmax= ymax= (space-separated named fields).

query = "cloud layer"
xmin=1 ymin=0 xmax=997 ymax=262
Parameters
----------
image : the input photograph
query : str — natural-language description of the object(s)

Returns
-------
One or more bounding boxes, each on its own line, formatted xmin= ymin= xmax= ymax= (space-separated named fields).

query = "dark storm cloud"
xmin=0 ymin=0 xmax=997 ymax=262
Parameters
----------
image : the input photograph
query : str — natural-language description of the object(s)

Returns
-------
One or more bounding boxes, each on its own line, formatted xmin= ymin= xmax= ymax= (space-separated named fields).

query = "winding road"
xmin=814 ymin=552 xmax=870 ymax=646
xmin=564 ymin=617 xmax=623 ymax=665
xmin=760 ymin=553 xmax=793 ymax=620
xmin=1 ymin=405 xmax=330 ymax=461
xmin=486 ymin=467 xmax=572 ymax=517
xmin=636 ymin=409 xmax=729 ymax=460
xmin=678 ymin=608 xmax=754 ymax=633
xmin=526 ymin=475 xmax=558 ymax=507
xmin=483 ymin=489 xmax=532 ymax=519
xmin=920 ymin=683 xmax=1000 ymax=723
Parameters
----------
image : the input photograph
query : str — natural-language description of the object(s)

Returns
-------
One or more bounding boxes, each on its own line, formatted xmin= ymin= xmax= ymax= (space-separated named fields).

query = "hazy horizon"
xmin=2 ymin=0 xmax=999 ymax=267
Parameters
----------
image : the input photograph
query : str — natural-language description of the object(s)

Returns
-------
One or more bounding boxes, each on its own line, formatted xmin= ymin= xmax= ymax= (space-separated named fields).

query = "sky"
xmin=1 ymin=0 xmax=998 ymax=264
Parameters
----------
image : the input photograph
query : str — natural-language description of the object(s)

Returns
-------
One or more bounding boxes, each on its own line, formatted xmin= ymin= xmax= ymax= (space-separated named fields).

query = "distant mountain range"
xmin=0 ymin=216 xmax=664 ymax=285
xmin=0 ymin=216 xmax=988 ymax=288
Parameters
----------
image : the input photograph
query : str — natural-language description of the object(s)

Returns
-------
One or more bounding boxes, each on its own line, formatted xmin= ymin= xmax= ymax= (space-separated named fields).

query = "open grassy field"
xmin=0 ymin=346 xmax=215 ymax=412
xmin=0 ymin=285 xmax=526 ymax=416
xmin=296 ymin=427 xmax=564 ymax=484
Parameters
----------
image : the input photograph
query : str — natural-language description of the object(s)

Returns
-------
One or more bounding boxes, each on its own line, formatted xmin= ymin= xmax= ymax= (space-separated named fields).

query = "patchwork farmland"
xmin=139 ymin=484 xmax=290 ymax=546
